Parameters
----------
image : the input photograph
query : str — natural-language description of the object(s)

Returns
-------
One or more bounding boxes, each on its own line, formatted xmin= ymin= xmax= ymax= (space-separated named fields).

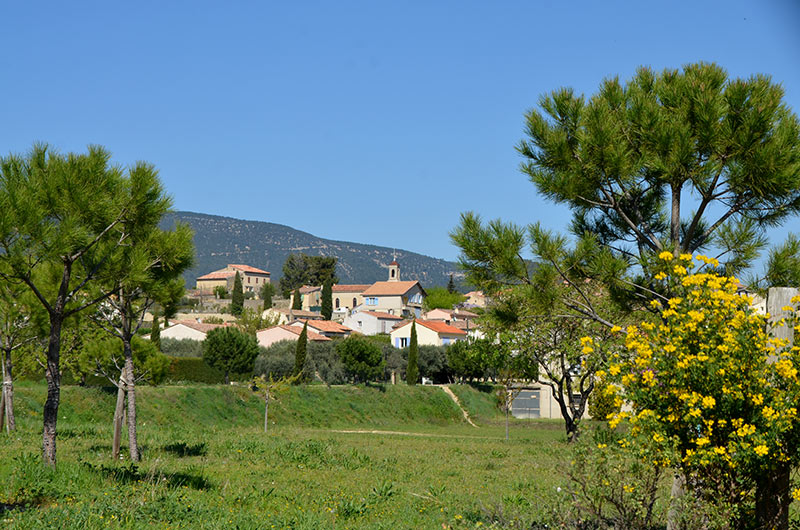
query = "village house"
xmin=389 ymin=319 xmax=467 ymax=348
xmin=160 ymin=320 xmax=231 ymax=341
xmin=288 ymin=319 xmax=353 ymax=338
xmin=357 ymin=261 xmax=426 ymax=318
xmin=342 ymin=310 xmax=404 ymax=336
xmin=291 ymin=284 xmax=372 ymax=314
xmin=262 ymin=308 xmax=323 ymax=326
xmin=423 ymin=307 xmax=479 ymax=325
xmin=195 ymin=264 xmax=271 ymax=295
xmin=463 ymin=290 xmax=487 ymax=308
xmin=256 ymin=325 xmax=331 ymax=349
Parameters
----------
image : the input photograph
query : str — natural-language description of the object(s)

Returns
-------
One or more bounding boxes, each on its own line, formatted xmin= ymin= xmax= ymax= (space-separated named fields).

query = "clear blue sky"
xmin=2 ymin=1 xmax=798 ymax=265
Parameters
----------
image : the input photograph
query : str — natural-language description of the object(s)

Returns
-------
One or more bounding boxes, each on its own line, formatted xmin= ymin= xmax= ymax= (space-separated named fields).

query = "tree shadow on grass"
xmin=82 ymin=462 xmax=213 ymax=490
xmin=161 ymin=441 xmax=208 ymax=457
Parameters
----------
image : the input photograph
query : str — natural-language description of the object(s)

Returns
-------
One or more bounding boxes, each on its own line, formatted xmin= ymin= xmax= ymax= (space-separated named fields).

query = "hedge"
xmin=165 ymin=356 xmax=250 ymax=384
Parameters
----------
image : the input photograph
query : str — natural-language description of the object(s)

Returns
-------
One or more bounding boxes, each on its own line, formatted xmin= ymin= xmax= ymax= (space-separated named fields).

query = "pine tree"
xmin=321 ymin=279 xmax=333 ymax=320
xmin=292 ymin=287 xmax=302 ymax=310
xmin=150 ymin=313 xmax=161 ymax=351
xmin=406 ymin=321 xmax=419 ymax=385
xmin=293 ymin=322 xmax=308 ymax=383
xmin=231 ymin=272 xmax=244 ymax=317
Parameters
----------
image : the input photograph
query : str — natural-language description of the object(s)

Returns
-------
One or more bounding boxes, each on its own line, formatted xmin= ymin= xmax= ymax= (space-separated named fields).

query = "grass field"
xmin=1 ymin=382 xmax=572 ymax=529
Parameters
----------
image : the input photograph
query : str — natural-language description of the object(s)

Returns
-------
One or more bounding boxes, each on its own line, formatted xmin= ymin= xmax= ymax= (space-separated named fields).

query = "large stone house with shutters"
xmin=195 ymin=264 xmax=271 ymax=295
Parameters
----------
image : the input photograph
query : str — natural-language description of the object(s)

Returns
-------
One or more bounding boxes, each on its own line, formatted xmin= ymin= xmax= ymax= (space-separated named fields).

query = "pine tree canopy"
xmin=518 ymin=62 xmax=800 ymax=260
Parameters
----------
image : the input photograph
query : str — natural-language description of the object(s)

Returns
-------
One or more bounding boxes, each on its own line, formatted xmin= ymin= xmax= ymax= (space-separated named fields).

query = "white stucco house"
xmin=389 ymin=320 xmax=467 ymax=348
xmin=256 ymin=325 xmax=331 ymax=349
xmin=342 ymin=310 xmax=404 ymax=336
xmin=160 ymin=320 xmax=230 ymax=341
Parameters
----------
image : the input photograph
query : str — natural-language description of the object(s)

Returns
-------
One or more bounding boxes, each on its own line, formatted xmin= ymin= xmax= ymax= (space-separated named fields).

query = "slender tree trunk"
xmin=224 ymin=371 xmax=230 ymax=385
xmin=505 ymin=394 xmax=510 ymax=441
xmin=2 ymin=348 xmax=16 ymax=432
xmin=0 ymin=389 xmax=5 ymax=433
xmin=671 ymin=183 xmax=682 ymax=251
xmin=264 ymin=388 xmax=269 ymax=432
xmin=666 ymin=473 xmax=686 ymax=530
xmin=124 ymin=346 xmax=140 ymax=462
xmin=112 ymin=373 xmax=125 ymax=460
xmin=755 ymin=464 xmax=790 ymax=530
xmin=42 ymin=313 xmax=64 ymax=468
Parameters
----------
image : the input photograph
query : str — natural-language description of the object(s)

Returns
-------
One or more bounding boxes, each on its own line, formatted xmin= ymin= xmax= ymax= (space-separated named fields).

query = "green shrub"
xmin=161 ymin=337 xmax=204 ymax=357
xmin=165 ymin=357 xmax=249 ymax=384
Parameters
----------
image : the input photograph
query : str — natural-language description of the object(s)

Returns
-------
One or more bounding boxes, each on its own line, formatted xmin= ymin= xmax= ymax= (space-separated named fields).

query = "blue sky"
xmin=2 ymin=1 xmax=799 ymax=266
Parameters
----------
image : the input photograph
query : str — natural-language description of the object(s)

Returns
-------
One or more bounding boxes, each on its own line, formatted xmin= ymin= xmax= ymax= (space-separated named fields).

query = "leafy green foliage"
xmin=423 ymin=286 xmax=466 ymax=311
xmin=321 ymin=279 xmax=333 ymax=320
xmin=165 ymin=356 xmax=249 ymax=383
xmin=150 ymin=314 xmax=161 ymax=351
xmin=254 ymin=340 xmax=296 ymax=380
xmin=231 ymin=272 xmax=244 ymax=317
xmin=406 ymin=322 xmax=419 ymax=385
xmin=292 ymin=288 xmax=302 ymax=310
xmin=279 ymin=254 xmax=339 ymax=297
xmin=293 ymin=322 xmax=308 ymax=381
xmin=159 ymin=338 xmax=204 ymax=358
xmin=202 ymin=327 xmax=259 ymax=383
xmin=214 ymin=285 xmax=228 ymax=299
xmin=235 ymin=307 xmax=279 ymax=337
xmin=336 ymin=336 xmax=384 ymax=383
xmin=82 ymin=335 xmax=170 ymax=385
xmin=260 ymin=282 xmax=275 ymax=310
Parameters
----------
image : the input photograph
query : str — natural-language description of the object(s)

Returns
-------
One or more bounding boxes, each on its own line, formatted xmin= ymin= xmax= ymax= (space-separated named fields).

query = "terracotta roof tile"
xmin=299 ymin=285 xmax=320 ymax=294
xmin=302 ymin=320 xmax=353 ymax=334
xmin=361 ymin=281 xmax=423 ymax=296
xmin=394 ymin=319 xmax=467 ymax=335
xmin=276 ymin=325 xmax=330 ymax=341
xmin=332 ymin=284 xmax=372 ymax=293
xmin=229 ymin=264 xmax=270 ymax=275
xmin=196 ymin=271 xmax=235 ymax=281
xmin=360 ymin=311 xmax=404 ymax=320
xmin=168 ymin=320 xmax=231 ymax=333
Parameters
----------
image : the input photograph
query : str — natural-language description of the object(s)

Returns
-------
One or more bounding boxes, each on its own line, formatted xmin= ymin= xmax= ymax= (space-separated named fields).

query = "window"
xmin=442 ymin=337 xmax=451 ymax=345
xmin=353 ymin=298 xmax=357 ymax=307
xmin=335 ymin=298 xmax=340 ymax=309
xmin=398 ymin=337 xmax=409 ymax=348
xmin=366 ymin=297 xmax=378 ymax=306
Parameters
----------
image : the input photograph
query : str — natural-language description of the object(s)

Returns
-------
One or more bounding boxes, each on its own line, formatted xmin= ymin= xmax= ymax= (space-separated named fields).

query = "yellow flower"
xmin=580 ymin=336 xmax=593 ymax=346
xmin=754 ymin=445 xmax=769 ymax=457
xmin=702 ymin=396 xmax=716 ymax=409
xmin=679 ymin=253 xmax=693 ymax=261
xmin=608 ymin=364 xmax=621 ymax=376
xmin=714 ymin=446 xmax=726 ymax=455
xmin=792 ymin=488 xmax=800 ymax=502
xmin=654 ymin=272 xmax=667 ymax=280
xmin=652 ymin=433 xmax=664 ymax=443
xmin=658 ymin=251 xmax=674 ymax=261
xmin=751 ymin=393 xmax=764 ymax=405
xmin=673 ymin=265 xmax=687 ymax=275
xmin=610 ymin=325 xmax=622 ymax=334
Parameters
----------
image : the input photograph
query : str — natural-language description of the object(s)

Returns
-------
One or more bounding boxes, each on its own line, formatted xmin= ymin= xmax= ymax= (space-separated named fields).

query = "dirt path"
xmin=438 ymin=385 xmax=477 ymax=427
xmin=330 ymin=429 xmax=493 ymax=439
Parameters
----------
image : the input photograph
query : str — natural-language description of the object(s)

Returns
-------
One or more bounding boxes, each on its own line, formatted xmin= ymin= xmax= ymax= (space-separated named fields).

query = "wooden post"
xmin=767 ymin=287 xmax=797 ymax=357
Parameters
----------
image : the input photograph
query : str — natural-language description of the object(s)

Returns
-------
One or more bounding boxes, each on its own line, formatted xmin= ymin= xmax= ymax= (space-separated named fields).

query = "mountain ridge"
xmin=160 ymin=211 xmax=463 ymax=289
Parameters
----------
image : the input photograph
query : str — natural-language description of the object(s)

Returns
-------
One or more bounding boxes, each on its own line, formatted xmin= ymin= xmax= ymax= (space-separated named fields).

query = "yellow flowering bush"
xmin=598 ymin=254 xmax=800 ymax=512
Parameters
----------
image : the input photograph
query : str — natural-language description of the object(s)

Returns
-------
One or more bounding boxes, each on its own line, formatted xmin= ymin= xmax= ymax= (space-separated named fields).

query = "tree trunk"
xmin=264 ymin=388 xmax=269 ymax=432
xmin=671 ymin=183 xmax=682 ymax=250
xmin=42 ymin=314 xmax=63 ymax=468
xmin=0 ymin=389 xmax=5 ymax=433
xmin=224 ymin=371 xmax=230 ymax=385
xmin=505 ymin=388 xmax=510 ymax=441
xmin=755 ymin=464 xmax=790 ymax=530
xmin=2 ymin=349 xmax=15 ymax=432
xmin=666 ymin=473 xmax=685 ymax=530
xmin=124 ymin=349 xmax=140 ymax=462
xmin=112 ymin=373 xmax=125 ymax=460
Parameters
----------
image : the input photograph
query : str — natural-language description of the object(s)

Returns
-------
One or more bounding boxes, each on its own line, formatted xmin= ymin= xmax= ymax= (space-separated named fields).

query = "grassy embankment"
xmin=1 ymin=382 xmax=570 ymax=529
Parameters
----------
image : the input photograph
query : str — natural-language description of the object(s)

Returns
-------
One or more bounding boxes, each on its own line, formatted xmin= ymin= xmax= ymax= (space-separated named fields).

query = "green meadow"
xmin=1 ymin=383 xmax=570 ymax=529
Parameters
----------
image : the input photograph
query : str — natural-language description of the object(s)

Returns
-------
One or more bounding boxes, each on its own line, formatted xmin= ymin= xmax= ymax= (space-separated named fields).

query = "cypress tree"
xmin=150 ymin=313 xmax=161 ymax=351
xmin=321 ymin=279 xmax=333 ymax=320
xmin=406 ymin=320 xmax=419 ymax=385
xmin=292 ymin=287 xmax=302 ymax=310
xmin=231 ymin=272 xmax=244 ymax=317
xmin=294 ymin=321 xmax=308 ymax=383
xmin=447 ymin=274 xmax=456 ymax=294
